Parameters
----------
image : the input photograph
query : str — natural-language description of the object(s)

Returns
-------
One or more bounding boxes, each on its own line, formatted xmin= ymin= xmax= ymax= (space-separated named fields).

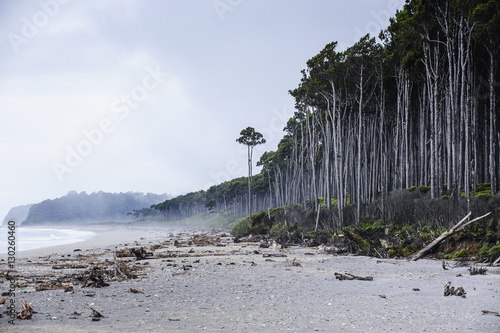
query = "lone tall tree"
xmin=237 ymin=127 xmax=266 ymax=216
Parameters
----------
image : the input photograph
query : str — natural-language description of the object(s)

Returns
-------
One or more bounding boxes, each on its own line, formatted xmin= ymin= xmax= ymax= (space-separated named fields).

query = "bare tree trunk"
xmin=411 ymin=212 xmax=491 ymax=261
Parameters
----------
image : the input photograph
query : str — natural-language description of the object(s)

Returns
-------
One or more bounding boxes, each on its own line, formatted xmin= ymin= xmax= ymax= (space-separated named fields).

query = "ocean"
xmin=0 ymin=227 xmax=96 ymax=254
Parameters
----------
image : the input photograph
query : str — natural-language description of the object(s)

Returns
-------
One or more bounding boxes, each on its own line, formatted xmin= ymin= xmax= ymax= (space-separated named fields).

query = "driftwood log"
xmin=335 ymin=272 xmax=373 ymax=281
xmin=35 ymin=282 xmax=73 ymax=292
xmin=411 ymin=211 xmax=491 ymax=261
xmin=481 ymin=310 xmax=500 ymax=317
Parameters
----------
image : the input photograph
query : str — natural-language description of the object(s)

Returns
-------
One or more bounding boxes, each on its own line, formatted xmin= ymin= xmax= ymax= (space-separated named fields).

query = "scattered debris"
xmin=129 ymin=288 xmax=144 ymax=294
xmin=412 ymin=288 xmax=421 ymax=291
xmin=131 ymin=247 xmax=154 ymax=260
xmin=16 ymin=299 xmax=35 ymax=320
xmin=371 ymin=294 xmax=387 ymax=298
xmin=79 ymin=266 xmax=110 ymax=288
xmin=444 ymin=281 xmax=466 ymax=298
xmin=334 ymin=272 xmax=373 ymax=281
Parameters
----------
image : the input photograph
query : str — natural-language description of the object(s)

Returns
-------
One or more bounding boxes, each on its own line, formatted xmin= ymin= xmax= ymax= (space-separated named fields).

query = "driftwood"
xmin=469 ymin=266 xmax=488 ymax=275
xmin=16 ymin=299 xmax=35 ymax=319
xmin=35 ymin=282 xmax=73 ymax=292
xmin=493 ymin=256 xmax=500 ymax=266
xmin=89 ymin=306 xmax=104 ymax=321
xmin=79 ymin=266 xmax=110 ymax=288
xmin=411 ymin=212 xmax=491 ymax=261
xmin=52 ymin=264 xmax=88 ymax=270
xmin=131 ymin=247 xmax=154 ymax=260
xmin=481 ymin=310 xmax=500 ymax=317
xmin=335 ymin=272 xmax=373 ymax=281
xmin=443 ymin=281 xmax=466 ymax=298
xmin=129 ymin=288 xmax=144 ymax=294
xmin=263 ymin=253 xmax=287 ymax=258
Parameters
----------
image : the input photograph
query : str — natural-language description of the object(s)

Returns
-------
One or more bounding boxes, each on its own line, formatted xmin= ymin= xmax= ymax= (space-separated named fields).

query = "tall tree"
xmin=237 ymin=127 xmax=266 ymax=216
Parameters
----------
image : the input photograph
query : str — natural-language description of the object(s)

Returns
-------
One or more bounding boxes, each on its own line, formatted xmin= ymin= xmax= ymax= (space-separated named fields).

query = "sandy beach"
xmin=0 ymin=225 xmax=499 ymax=332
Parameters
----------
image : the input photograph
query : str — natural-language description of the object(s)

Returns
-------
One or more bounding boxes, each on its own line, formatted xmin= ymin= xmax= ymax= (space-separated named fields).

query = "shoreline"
xmin=0 ymin=226 xmax=498 ymax=332
xmin=0 ymin=223 xmax=185 ymax=259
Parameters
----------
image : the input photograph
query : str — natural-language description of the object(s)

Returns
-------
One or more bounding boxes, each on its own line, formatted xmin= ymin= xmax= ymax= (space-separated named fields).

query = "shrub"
xmin=417 ymin=186 xmax=431 ymax=193
xmin=453 ymin=249 xmax=470 ymax=258
xmin=478 ymin=242 xmax=500 ymax=262
xmin=231 ymin=217 xmax=253 ymax=237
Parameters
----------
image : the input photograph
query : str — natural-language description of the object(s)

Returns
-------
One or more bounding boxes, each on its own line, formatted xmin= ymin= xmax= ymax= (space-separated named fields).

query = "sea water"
xmin=0 ymin=227 xmax=96 ymax=254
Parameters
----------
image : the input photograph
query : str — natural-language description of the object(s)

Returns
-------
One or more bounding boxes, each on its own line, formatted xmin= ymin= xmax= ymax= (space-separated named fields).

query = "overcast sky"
xmin=0 ymin=0 xmax=405 ymax=221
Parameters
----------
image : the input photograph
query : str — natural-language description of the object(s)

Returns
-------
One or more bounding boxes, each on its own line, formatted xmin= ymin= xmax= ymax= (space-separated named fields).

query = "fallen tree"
xmin=410 ymin=212 xmax=491 ymax=261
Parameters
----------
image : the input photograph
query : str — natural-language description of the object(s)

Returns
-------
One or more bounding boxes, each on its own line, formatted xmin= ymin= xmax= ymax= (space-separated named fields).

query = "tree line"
xmin=152 ymin=0 xmax=499 ymax=229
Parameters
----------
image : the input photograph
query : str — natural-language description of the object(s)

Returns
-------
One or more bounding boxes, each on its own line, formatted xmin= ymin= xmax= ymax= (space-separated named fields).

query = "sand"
xmin=0 ymin=226 xmax=498 ymax=332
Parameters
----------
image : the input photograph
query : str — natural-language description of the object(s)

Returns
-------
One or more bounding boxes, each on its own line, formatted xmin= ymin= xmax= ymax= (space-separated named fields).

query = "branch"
xmin=411 ymin=212 xmax=491 ymax=261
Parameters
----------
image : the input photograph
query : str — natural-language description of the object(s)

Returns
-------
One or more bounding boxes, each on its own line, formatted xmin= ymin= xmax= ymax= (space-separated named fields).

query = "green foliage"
xmin=417 ymin=186 xmax=431 ymax=193
xmin=453 ymin=249 xmax=471 ymax=258
xmin=231 ymin=217 xmax=253 ymax=237
xmin=269 ymin=222 xmax=288 ymax=237
xmin=236 ymin=127 xmax=266 ymax=147
xmin=345 ymin=230 xmax=371 ymax=253
xmin=478 ymin=242 xmax=500 ymax=261
xmin=359 ymin=216 xmax=387 ymax=232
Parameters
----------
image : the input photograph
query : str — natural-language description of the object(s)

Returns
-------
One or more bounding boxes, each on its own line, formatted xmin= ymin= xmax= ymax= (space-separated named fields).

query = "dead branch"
xmin=89 ymin=306 xmax=104 ymax=321
xmin=335 ymin=272 xmax=373 ymax=281
xmin=411 ymin=212 xmax=491 ymax=261
xmin=16 ymin=299 xmax=35 ymax=319
xmin=481 ymin=310 xmax=500 ymax=317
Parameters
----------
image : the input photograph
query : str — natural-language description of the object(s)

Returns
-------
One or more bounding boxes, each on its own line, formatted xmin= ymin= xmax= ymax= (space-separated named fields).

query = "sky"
xmin=0 ymin=0 xmax=406 ymax=221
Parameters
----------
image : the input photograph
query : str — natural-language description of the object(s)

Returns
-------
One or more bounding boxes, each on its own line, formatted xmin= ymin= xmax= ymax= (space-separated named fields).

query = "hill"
xmin=16 ymin=191 xmax=170 ymax=226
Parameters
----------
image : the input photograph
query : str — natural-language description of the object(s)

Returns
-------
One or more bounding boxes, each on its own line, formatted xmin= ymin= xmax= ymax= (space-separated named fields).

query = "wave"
xmin=0 ymin=227 xmax=96 ymax=253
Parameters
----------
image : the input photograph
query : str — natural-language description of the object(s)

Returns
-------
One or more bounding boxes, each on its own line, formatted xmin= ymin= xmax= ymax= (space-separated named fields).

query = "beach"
xmin=0 ymin=225 xmax=498 ymax=332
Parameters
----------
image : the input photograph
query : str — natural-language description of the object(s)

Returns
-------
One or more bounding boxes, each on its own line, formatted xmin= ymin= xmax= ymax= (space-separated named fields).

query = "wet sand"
xmin=0 ymin=226 xmax=498 ymax=332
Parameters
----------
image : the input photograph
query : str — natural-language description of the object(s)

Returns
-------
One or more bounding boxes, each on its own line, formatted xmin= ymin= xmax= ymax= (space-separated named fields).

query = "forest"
xmin=148 ymin=0 xmax=499 ymax=258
